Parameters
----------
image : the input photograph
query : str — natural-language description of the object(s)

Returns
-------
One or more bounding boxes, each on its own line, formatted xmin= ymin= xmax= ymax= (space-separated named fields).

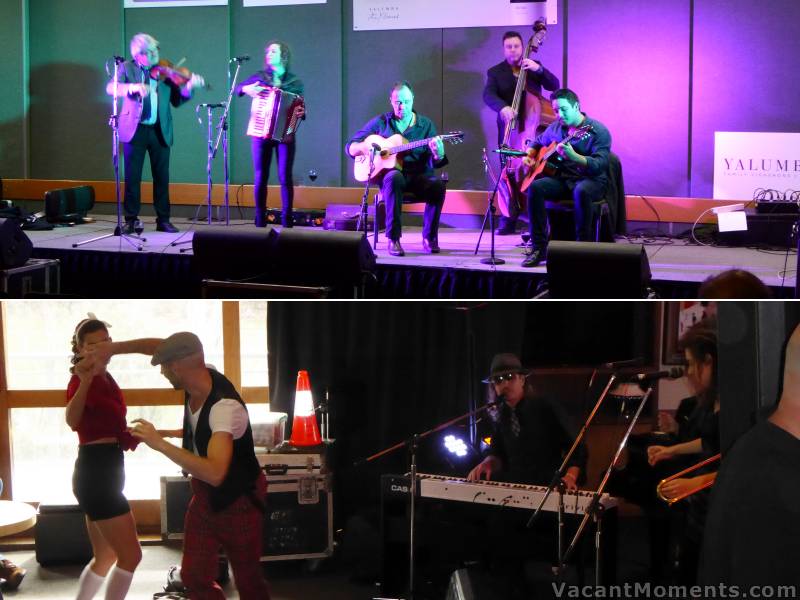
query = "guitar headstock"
xmin=444 ymin=131 xmax=465 ymax=145
xmin=570 ymin=124 xmax=593 ymax=142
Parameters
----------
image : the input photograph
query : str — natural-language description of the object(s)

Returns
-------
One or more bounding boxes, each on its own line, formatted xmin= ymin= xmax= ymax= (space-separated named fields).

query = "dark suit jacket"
xmin=483 ymin=60 xmax=559 ymax=142
xmin=113 ymin=60 xmax=191 ymax=144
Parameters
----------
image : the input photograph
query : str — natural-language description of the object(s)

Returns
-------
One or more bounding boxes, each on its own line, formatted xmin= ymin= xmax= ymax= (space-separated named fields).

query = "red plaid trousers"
xmin=182 ymin=472 xmax=271 ymax=600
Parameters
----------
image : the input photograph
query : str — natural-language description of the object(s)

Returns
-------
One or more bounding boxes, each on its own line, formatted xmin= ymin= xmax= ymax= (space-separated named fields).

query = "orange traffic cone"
xmin=289 ymin=370 xmax=322 ymax=446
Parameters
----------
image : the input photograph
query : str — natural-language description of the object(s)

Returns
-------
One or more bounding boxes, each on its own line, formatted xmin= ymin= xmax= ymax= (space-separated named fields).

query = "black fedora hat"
xmin=482 ymin=353 xmax=530 ymax=383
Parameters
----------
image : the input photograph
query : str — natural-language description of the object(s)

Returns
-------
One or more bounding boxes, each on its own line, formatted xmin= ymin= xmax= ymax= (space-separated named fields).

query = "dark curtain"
xmin=267 ymin=301 xmax=528 ymax=519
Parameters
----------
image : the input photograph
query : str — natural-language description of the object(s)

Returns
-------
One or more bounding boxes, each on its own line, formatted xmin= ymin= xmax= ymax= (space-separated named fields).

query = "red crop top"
xmin=66 ymin=373 xmax=138 ymax=450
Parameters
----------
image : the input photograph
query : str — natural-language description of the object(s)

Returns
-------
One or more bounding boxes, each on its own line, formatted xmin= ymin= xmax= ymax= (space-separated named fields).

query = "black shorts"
xmin=72 ymin=443 xmax=130 ymax=521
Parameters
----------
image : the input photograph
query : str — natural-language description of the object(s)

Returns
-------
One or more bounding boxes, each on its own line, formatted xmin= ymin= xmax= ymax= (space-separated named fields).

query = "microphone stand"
xmin=359 ymin=400 xmax=501 ymax=600
xmin=174 ymin=58 xmax=245 ymax=251
xmin=75 ymin=56 xmax=145 ymax=251
xmin=527 ymin=373 xmax=619 ymax=530
xmin=356 ymin=146 xmax=378 ymax=236
xmin=559 ymin=386 xmax=654 ymax=585
xmin=473 ymin=148 xmax=505 ymax=265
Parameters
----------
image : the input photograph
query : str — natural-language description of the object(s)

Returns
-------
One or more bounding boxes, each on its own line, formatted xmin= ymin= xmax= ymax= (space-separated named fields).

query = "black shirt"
xmin=700 ymin=420 xmax=800 ymax=587
xmin=488 ymin=391 xmax=587 ymax=485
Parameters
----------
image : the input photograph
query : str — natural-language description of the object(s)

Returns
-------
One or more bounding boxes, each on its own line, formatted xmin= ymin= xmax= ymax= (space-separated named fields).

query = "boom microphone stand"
xmin=356 ymin=145 xmax=379 ymax=235
xmin=173 ymin=56 xmax=246 ymax=251
xmin=361 ymin=400 xmax=501 ymax=600
xmin=559 ymin=386 xmax=654 ymax=585
xmin=75 ymin=56 xmax=145 ymax=251
xmin=473 ymin=148 xmax=507 ymax=264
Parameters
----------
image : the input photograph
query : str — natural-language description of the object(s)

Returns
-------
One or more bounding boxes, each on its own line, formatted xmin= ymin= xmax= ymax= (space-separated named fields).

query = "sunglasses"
xmin=489 ymin=373 xmax=517 ymax=385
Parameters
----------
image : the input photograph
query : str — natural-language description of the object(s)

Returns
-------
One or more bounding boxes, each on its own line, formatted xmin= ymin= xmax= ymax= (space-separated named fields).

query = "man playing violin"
xmin=106 ymin=33 xmax=204 ymax=234
xmin=346 ymin=81 xmax=448 ymax=257
xmin=521 ymin=88 xmax=611 ymax=267
xmin=483 ymin=30 xmax=559 ymax=236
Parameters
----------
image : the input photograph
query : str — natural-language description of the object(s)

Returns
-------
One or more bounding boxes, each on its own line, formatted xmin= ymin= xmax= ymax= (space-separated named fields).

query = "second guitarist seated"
xmin=521 ymin=88 xmax=612 ymax=268
xmin=346 ymin=80 xmax=449 ymax=256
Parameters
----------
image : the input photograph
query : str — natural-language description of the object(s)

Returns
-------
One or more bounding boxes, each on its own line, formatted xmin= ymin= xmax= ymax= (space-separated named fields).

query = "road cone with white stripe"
xmin=289 ymin=370 xmax=322 ymax=446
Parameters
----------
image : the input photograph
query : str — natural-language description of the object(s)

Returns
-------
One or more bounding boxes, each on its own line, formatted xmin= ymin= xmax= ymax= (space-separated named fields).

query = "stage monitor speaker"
xmin=44 ymin=185 xmax=95 ymax=223
xmin=192 ymin=227 xmax=280 ymax=281
xmin=272 ymin=228 xmax=376 ymax=288
xmin=0 ymin=218 xmax=33 ymax=269
xmin=546 ymin=241 xmax=651 ymax=298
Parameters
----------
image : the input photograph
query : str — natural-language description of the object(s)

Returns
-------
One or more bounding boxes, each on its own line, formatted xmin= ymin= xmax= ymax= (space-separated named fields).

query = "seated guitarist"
xmin=346 ymin=81 xmax=448 ymax=256
xmin=521 ymin=88 xmax=611 ymax=268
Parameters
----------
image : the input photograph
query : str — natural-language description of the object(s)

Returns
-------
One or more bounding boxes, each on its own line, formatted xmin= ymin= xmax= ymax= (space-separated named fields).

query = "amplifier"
xmin=717 ymin=212 xmax=797 ymax=248
xmin=755 ymin=201 xmax=798 ymax=214
xmin=323 ymin=203 xmax=385 ymax=232
xmin=160 ymin=472 xmax=333 ymax=561
xmin=35 ymin=504 xmax=93 ymax=566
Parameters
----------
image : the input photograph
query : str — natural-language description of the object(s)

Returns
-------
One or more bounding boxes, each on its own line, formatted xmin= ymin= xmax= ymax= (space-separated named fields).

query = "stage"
xmin=17 ymin=214 xmax=795 ymax=299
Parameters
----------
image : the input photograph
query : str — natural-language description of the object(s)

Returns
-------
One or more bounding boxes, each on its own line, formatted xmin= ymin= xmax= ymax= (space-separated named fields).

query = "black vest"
xmin=182 ymin=369 xmax=261 ymax=512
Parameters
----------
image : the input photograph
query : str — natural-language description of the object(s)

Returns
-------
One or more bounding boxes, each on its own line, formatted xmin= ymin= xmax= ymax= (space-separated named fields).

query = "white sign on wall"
xmin=353 ymin=0 xmax=556 ymax=31
xmin=244 ymin=0 xmax=326 ymax=5
xmin=714 ymin=132 xmax=800 ymax=200
xmin=124 ymin=0 xmax=227 ymax=6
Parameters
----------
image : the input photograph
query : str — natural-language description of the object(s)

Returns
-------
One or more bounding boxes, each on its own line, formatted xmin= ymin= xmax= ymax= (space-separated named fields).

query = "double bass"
xmin=495 ymin=20 xmax=555 ymax=219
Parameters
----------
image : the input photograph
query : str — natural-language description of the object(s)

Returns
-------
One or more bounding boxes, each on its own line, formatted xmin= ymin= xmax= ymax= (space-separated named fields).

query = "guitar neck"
xmin=389 ymin=136 xmax=439 ymax=155
xmin=542 ymin=128 xmax=588 ymax=161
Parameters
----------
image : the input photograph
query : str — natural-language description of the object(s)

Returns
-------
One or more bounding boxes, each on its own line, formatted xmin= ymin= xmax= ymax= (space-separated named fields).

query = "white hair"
xmin=130 ymin=33 xmax=158 ymax=57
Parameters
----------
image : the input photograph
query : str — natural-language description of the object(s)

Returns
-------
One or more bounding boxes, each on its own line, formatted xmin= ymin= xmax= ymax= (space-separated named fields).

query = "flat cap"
xmin=151 ymin=332 xmax=204 ymax=366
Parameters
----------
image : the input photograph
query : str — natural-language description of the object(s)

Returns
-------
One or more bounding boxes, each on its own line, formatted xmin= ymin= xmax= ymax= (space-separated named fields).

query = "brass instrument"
xmin=656 ymin=453 xmax=721 ymax=505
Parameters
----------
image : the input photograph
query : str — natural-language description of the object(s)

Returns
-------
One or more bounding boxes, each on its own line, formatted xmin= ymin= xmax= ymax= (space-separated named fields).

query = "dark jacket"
xmin=113 ymin=60 xmax=191 ymax=145
xmin=483 ymin=59 xmax=559 ymax=142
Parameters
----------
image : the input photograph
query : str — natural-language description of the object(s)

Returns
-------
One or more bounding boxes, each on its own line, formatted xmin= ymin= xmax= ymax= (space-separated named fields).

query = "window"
xmin=239 ymin=301 xmax=268 ymax=389
xmin=4 ymin=300 xmax=224 ymax=390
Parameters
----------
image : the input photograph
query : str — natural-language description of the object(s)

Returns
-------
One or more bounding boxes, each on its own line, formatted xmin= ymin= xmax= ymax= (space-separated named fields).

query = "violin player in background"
xmin=483 ymin=29 xmax=559 ymax=236
xmin=236 ymin=40 xmax=305 ymax=228
xmin=106 ymin=33 xmax=205 ymax=234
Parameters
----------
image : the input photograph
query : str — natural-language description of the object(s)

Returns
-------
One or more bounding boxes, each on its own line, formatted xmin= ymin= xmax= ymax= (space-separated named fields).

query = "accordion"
xmin=246 ymin=88 xmax=304 ymax=142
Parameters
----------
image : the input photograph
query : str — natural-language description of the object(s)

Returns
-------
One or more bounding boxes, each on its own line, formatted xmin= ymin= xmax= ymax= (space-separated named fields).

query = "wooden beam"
xmin=5 ymin=178 xmax=744 ymax=223
xmin=0 ymin=305 xmax=11 ymax=499
xmin=222 ymin=302 xmax=242 ymax=392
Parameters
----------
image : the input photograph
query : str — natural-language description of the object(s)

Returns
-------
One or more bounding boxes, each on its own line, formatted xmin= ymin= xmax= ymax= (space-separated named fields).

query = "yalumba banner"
xmin=714 ymin=132 xmax=800 ymax=200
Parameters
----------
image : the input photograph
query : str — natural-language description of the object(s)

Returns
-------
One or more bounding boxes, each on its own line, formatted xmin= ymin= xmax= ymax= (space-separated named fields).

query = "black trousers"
xmin=526 ymin=176 xmax=607 ymax=248
xmin=123 ymin=122 xmax=171 ymax=222
xmin=379 ymin=169 xmax=446 ymax=241
xmin=251 ymin=137 xmax=296 ymax=227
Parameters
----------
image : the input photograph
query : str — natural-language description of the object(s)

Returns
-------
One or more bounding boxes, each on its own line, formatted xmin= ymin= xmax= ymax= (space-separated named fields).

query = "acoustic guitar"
xmin=519 ymin=123 xmax=593 ymax=192
xmin=353 ymin=132 xmax=464 ymax=182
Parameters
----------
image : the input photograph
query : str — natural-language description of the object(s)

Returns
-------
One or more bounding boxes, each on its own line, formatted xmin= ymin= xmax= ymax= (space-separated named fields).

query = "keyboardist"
xmin=467 ymin=353 xmax=587 ymax=488
xmin=463 ymin=353 xmax=589 ymax=598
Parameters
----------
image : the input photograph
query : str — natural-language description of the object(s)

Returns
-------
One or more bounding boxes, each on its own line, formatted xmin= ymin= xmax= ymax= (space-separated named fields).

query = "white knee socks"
xmin=75 ymin=563 xmax=105 ymax=600
xmin=104 ymin=565 xmax=134 ymax=600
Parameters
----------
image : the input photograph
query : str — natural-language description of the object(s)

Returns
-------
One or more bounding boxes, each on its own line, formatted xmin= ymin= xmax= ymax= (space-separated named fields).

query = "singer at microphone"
xmin=466 ymin=353 xmax=587 ymax=492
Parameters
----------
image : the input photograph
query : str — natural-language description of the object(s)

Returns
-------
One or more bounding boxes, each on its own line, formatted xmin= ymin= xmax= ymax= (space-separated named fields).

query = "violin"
xmin=149 ymin=59 xmax=209 ymax=89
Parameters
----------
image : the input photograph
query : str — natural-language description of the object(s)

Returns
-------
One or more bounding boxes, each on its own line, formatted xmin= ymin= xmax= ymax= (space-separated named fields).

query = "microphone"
xmin=112 ymin=55 xmax=126 ymax=63
xmin=371 ymin=143 xmax=382 ymax=152
xmin=230 ymin=55 xmax=250 ymax=62
xmin=198 ymin=102 xmax=225 ymax=108
xmin=602 ymin=357 xmax=644 ymax=369
xmin=622 ymin=367 xmax=684 ymax=383
xmin=493 ymin=148 xmax=527 ymax=157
